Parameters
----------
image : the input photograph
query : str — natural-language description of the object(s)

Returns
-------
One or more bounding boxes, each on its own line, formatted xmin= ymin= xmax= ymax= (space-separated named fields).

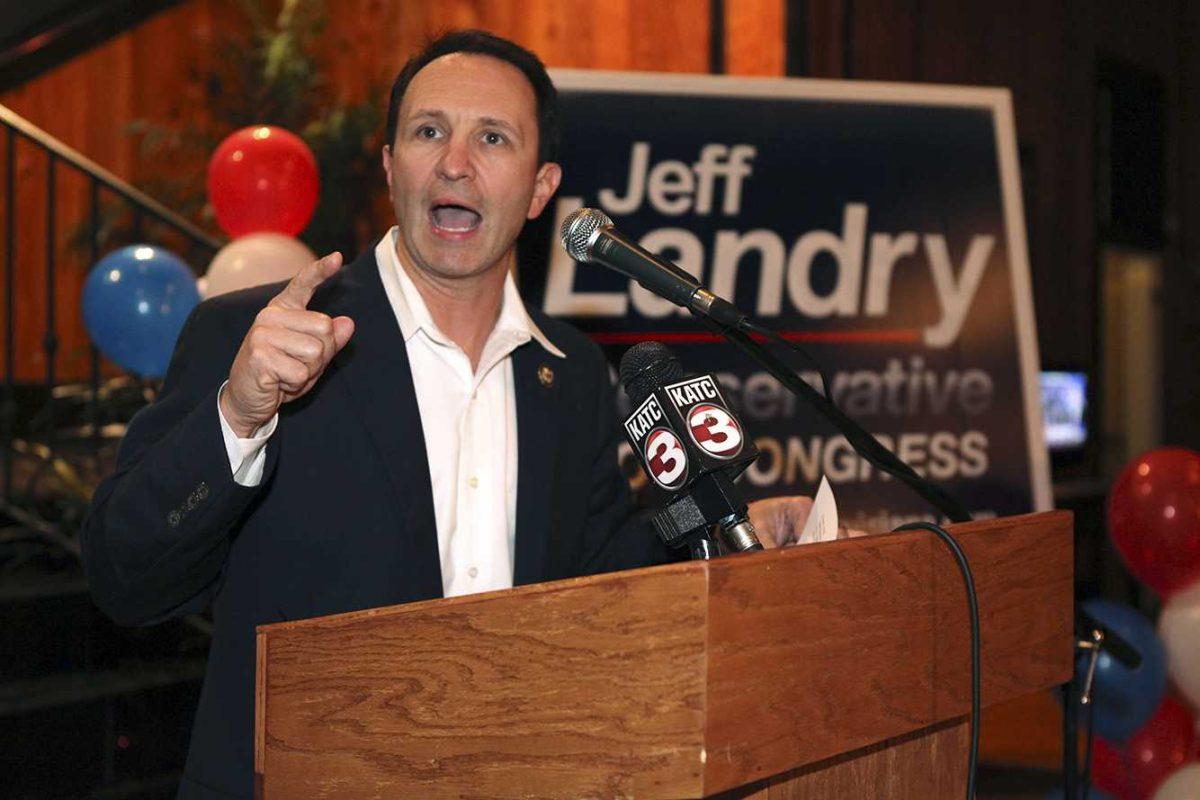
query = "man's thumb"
xmin=332 ymin=316 xmax=355 ymax=350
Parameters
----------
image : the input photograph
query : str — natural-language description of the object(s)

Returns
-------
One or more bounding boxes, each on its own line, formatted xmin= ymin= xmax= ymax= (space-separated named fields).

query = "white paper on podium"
xmin=797 ymin=476 xmax=839 ymax=545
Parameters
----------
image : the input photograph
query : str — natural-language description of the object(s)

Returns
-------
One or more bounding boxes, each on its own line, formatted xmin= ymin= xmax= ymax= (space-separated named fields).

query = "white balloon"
xmin=203 ymin=233 xmax=316 ymax=298
xmin=1153 ymin=764 xmax=1200 ymax=800
xmin=1159 ymin=579 xmax=1200 ymax=710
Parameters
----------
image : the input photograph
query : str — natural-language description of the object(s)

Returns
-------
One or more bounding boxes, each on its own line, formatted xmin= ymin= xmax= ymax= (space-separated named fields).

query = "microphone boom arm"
xmin=559 ymin=205 xmax=970 ymax=521
xmin=701 ymin=317 xmax=973 ymax=524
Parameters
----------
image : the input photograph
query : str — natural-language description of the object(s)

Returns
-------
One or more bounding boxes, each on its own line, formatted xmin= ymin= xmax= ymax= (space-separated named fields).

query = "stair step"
xmin=0 ymin=657 xmax=205 ymax=716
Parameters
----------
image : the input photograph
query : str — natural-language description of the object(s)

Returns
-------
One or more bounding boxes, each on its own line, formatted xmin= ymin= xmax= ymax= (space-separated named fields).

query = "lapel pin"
xmin=538 ymin=365 xmax=554 ymax=388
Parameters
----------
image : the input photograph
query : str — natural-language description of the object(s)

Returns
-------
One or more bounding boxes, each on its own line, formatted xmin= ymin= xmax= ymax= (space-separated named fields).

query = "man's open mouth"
xmin=430 ymin=203 xmax=482 ymax=233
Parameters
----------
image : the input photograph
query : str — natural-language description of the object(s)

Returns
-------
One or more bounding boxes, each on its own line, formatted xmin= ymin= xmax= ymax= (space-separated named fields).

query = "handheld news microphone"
xmin=619 ymin=341 xmax=762 ymax=557
xmin=560 ymin=208 xmax=747 ymax=327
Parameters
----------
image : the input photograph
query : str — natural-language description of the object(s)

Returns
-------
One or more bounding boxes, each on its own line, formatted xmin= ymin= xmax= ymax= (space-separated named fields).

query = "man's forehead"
xmin=400 ymin=52 xmax=537 ymax=123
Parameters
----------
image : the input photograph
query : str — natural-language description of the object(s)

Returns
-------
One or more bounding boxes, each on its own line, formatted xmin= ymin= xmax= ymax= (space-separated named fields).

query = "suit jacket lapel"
xmin=512 ymin=343 xmax=561 ymax=585
xmin=320 ymin=250 xmax=443 ymax=599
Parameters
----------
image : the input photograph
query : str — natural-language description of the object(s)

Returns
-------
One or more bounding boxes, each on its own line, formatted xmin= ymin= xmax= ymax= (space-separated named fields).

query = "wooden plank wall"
xmin=1 ymin=0 xmax=244 ymax=382
xmin=0 ymin=0 xmax=783 ymax=382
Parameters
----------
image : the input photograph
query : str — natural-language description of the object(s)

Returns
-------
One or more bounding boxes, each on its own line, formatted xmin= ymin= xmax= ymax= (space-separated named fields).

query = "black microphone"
xmin=560 ymin=207 xmax=747 ymax=327
xmin=618 ymin=341 xmax=763 ymax=557
xmin=563 ymin=213 xmax=971 ymax=524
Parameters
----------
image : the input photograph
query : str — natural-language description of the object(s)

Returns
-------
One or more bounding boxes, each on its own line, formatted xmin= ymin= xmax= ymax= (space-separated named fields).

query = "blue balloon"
xmin=1078 ymin=599 xmax=1168 ymax=742
xmin=82 ymin=245 xmax=200 ymax=378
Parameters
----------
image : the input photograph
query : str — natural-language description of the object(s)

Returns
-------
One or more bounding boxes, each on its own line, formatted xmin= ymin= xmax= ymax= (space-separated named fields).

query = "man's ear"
xmin=381 ymin=145 xmax=394 ymax=188
xmin=526 ymin=161 xmax=563 ymax=219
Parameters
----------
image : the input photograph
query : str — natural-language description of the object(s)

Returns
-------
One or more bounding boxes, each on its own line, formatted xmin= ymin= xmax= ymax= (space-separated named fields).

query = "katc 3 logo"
xmin=665 ymin=375 xmax=745 ymax=460
xmin=643 ymin=427 xmax=689 ymax=490
xmin=687 ymin=403 xmax=744 ymax=458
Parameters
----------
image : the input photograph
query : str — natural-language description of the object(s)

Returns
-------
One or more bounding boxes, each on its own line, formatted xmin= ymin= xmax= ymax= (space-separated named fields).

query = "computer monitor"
xmin=1040 ymin=371 xmax=1089 ymax=451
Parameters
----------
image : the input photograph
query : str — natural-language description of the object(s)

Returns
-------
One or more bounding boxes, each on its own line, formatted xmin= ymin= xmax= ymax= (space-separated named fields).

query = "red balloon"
xmin=207 ymin=125 xmax=319 ymax=238
xmin=1092 ymin=736 xmax=1133 ymax=799
xmin=1126 ymin=696 xmax=1198 ymax=798
xmin=1110 ymin=448 xmax=1200 ymax=597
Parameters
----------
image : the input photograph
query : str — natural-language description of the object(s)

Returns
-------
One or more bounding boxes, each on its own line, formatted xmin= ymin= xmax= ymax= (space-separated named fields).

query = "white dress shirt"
xmin=217 ymin=228 xmax=565 ymax=597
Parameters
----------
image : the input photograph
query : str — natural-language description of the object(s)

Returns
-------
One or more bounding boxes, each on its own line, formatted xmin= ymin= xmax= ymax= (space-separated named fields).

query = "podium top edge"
xmin=256 ymin=510 xmax=1071 ymax=638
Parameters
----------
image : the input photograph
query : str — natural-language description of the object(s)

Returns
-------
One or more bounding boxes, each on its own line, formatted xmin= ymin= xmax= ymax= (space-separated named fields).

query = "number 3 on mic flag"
xmin=644 ymin=428 xmax=689 ymax=490
xmin=687 ymin=403 xmax=743 ymax=458
xmin=665 ymin=375 xmax=746 ymax=461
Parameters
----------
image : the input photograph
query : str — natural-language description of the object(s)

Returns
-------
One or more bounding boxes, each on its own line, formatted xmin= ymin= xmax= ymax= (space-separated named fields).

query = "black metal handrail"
xmin=1 ymin=101 xmax=222 ymax=503
xmin=0 ymin=104 xmax=221 ymax=249
xmin=0 ymin=1 xmax=185 ymax=94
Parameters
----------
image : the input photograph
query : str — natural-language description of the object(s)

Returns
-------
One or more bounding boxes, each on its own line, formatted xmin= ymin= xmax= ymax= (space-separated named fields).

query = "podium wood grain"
xmin=715 ymin=721 xmax=970 ymax=800
xmin=256 ymin=511 xmax=1072 ymax=799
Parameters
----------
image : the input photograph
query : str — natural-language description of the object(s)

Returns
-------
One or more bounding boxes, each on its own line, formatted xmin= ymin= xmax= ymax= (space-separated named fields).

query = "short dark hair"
xmin=385 ymin=30 xmax=559 ymax=164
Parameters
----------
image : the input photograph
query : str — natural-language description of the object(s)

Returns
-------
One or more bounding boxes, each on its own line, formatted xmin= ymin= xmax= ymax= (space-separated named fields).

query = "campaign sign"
xmin=520 ymin=70 xmax=1051 ymax=528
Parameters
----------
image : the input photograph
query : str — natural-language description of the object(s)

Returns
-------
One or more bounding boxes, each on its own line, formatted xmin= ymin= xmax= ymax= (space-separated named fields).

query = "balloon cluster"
xmin=1087 ymin=448 xmax=1200 ymax=799
xmin=82 ymin=126 xmax=319 ymax=377
xmin=203 ymin=126 xmax=319 ymax=297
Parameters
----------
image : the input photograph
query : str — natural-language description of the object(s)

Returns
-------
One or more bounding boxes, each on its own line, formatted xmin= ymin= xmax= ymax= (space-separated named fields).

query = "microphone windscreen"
xmin=560 ymin=207 xmax=613 ymax=261
xmin=619 ymin=341 xmax=683 ymax=406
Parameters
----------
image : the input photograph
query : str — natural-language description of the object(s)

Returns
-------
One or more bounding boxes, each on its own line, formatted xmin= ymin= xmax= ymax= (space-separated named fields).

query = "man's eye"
xmin=482 ymin=131 xmax=506 ymax=145
xmin=417 ymin=125 xmax=441 ymax=139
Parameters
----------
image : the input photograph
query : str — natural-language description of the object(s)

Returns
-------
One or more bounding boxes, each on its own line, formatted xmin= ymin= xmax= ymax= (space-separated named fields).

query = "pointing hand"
xmin=220 ymin=253 xmax=355 ymax=437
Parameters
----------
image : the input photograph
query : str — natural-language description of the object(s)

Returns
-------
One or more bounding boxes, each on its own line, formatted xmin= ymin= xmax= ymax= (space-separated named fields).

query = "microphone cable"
xmin=738 ymin=319 xmax=833 ymax=402
xmin=560 ymin=210 xmax=980 ymax=791
xmin=894 ymin=520 xmax=980 ymax=800
xmin=742 ymin=315 xmax=981 ymax=797
xmin=733 ymin=316 xmax=981 ymax=794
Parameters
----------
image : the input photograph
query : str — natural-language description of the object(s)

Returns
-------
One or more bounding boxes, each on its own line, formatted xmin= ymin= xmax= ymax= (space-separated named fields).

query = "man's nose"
xmin=436 ymin=137 xmax=474 ymax=181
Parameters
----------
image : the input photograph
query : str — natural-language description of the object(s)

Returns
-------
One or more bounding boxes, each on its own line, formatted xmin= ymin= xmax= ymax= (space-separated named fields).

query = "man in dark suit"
xmin=82 ymin=30 xmax=810 ymax=799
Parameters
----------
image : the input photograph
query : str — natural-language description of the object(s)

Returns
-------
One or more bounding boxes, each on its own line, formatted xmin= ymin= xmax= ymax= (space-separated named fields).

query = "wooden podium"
xmin=255 ymin=511 xmax=1072 ymax=799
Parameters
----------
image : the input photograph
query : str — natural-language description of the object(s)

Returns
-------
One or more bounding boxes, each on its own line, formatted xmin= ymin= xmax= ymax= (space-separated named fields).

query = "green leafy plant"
xmin=119 ymin=0 xmax=386 ymax=261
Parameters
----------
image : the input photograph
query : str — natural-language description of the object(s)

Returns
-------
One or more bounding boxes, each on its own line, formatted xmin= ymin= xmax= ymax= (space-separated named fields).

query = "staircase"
xmin=1 ymin=47 xmax=221 ymax=799
xmin=0 ymin=1 xmax=183 ymax=93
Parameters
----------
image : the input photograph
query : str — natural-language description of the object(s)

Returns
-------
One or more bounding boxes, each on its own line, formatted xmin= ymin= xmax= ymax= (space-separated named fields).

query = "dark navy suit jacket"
xmin=80 ymin=248 xmax=667 ymax=798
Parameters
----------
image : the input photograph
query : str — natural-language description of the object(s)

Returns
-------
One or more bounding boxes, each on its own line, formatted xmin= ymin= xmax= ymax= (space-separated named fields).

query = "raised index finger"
xmin=270 ymin=252 xmax=343 ymax=310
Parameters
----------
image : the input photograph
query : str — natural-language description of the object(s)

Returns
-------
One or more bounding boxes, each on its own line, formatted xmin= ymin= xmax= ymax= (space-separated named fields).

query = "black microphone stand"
xmin=1064 ymin=609 xmax=1143 ymax=799
xmin=688 ymin=534 xmax=721 ymax=560
xmin=566 ymin=213 xmax=982 ymax=797
xmin=564 ymin=208 xmax=971 ymax=521
xmin=698 ymin=317 xmax=972 ymax=524
xmin=693 ymin=314 xmax=982 ymax=800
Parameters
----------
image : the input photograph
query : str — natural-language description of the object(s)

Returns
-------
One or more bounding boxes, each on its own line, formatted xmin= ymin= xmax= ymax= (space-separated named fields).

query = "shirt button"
xmin=468 ymin=566 xmax=478 ymax=579
xmin=467 ymin=476 xmax=478 ymax=489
